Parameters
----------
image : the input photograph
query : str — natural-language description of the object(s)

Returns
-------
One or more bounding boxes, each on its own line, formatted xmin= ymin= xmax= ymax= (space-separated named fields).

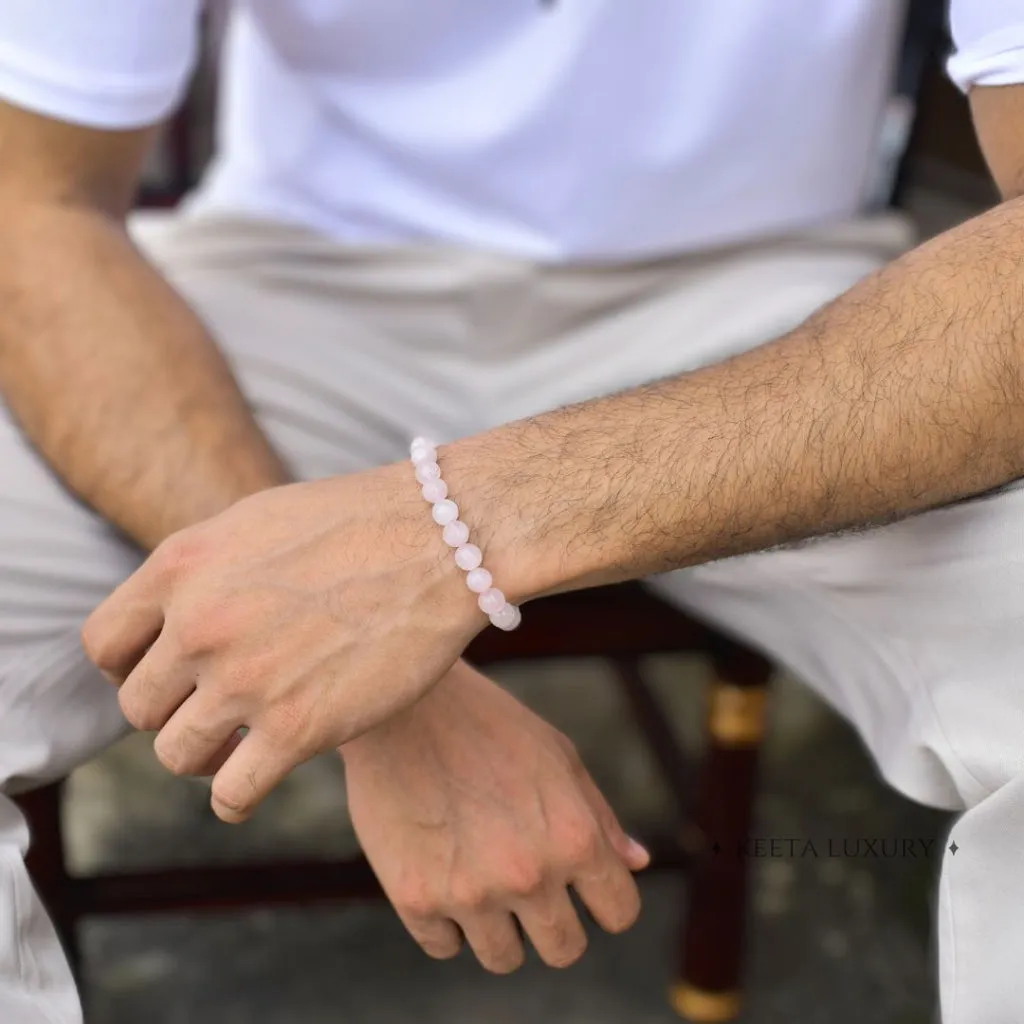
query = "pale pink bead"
xmin=477 ymin=588 xmax=506 ymax=616
xmin=410 ymin=436 xmax=436 ymax=453
xmin=489 ymin=603 xmax=521 ymax=631
xmin=431 ymin=499 xmax=459 ymax=526
xmin=414 ymin=461 xmax=441 ymax=484
xmin=411 ymin=445 xmax=437 ymax=467
xmin=442 ymin=520 xmax=470 ymax=547
xmin=454 ymin=543 xmax=482 ymax=570
xmin=466 ymin=567 xmax=492 ymax=593
xmin=421 ymin=479 xmax=448 ymax=503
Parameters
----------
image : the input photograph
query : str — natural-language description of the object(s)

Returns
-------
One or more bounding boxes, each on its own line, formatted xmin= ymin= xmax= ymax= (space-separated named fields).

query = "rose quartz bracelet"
xmin=410 ymin=437 xmax=522 ymax=632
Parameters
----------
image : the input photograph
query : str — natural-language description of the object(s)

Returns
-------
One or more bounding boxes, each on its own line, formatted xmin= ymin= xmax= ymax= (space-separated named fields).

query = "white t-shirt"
xmin=949 ymin=1 xmax=1024 ymax=90
xmin=0 ymin=1 xmax=1009 ymax=262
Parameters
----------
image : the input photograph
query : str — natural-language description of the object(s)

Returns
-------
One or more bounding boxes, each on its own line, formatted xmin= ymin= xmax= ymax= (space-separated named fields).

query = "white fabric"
xmin=0 ymin=0 xmax=909 ymax=261
xmin=949 ymin=0 xmax=1024 ymax=90
xmin=3 ymin=208 xmax=1024 ymax=1023
xmin=0 ymin=0 xmax=202 ymax=128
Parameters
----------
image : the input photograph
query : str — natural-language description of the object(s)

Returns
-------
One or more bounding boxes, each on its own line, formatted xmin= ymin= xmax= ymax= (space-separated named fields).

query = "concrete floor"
xmin=67 ymin=660 xmax=950 ymax=1024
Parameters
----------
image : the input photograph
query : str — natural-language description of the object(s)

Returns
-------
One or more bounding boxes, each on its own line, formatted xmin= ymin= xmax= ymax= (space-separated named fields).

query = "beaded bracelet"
xmin=410 ymin=437 xmax=522 ymax=632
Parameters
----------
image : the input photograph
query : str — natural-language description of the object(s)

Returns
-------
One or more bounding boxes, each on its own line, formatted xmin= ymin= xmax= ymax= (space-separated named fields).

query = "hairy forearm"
xmin=450 ymin=197 xmax=1024 ymax=599
xmin=0 ymin=202 xmax=289 ymax=550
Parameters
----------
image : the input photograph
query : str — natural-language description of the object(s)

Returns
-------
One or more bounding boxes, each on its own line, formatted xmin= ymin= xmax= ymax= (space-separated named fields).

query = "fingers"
xmin=153 ymin=696 xmax=245 ymax=777
xmin=559 ymin=766 xmax=643 ymax=935
xmin=209 ymin=728 xmax=311 ymax=824
xmin=397 ymin=911 xmax=464 ymax=961
xmin=195 ymin=731 xmax=244 ymax=777
xmin=578 ymin=771 xmax=651 ymax=872
xmin=81 ymin=536 xmax=189 ymax=682
xmin=514 ymin=883 xmax=588 ymax=969
xmin=116 ymin=632 xmax=197 ymax=732
xmin=459 ymin=912 xmax=526 ymax=974
xmin=570 ymin=850 xmax=642 ymax=936
xmin=82 ymin=588 xmax=164 ymax=686
xmin=392 ymin=844 xmax=635 ymax=975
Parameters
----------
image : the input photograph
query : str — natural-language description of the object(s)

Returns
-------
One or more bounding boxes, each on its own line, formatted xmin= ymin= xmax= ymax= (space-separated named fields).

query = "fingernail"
xmin=628 ymin=837 xmax=651 ymax=863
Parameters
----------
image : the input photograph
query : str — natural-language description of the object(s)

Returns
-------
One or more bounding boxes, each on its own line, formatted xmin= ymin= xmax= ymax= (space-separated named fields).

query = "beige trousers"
xmin=1 ymin=209 xmax=1018 ymax=1022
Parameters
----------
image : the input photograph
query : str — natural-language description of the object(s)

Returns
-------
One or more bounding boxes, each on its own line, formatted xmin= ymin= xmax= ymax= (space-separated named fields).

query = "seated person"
xmin=3 ymin=1 xmax=1022 ymax=1021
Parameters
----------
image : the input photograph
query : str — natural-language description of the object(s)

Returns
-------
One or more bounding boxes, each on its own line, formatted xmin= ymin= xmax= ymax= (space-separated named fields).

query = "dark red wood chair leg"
xmin=673 ymin=641 xmax=772 ymax=1023
xmin=15 ymin=782 xmax=81 ymax=973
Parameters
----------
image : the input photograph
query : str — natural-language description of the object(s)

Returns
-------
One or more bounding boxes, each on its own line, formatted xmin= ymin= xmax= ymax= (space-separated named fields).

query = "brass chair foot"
xmin=670 ymin=984 xmax=741 ymax=1022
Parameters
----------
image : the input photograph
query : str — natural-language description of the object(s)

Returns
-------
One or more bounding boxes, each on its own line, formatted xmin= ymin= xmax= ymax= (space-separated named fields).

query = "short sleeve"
xmin=948 ymin=0 xmax=1024 ymax=91
xmin=0 ymin=0 xmax=205 ymax=128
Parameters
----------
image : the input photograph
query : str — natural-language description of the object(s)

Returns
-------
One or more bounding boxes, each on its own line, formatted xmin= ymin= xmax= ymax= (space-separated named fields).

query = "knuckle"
xmin=153 ymin=529 xmax=207 ymax=581
xmin=397 ymin=883 xmax=439 ymax=921
xmin=208 ymin=658 xmax=257 ymax=704
xmin=500 ymin=860 xmax=545 ymax=899
xmin=449 ymin=877 xmax=488 ymax=912
xmin=173 ymin=605 xmax=231 ymax=657
xmin=153 ymin=724 xmax=211 ymax=776
xmin=264 ymin=701 xmax=315 ymax=750
xmin=173 ymin=595 xmax=267 ymax=663
xmin=268 ymin=700 xmax=305 ymax=739
xmin=557 ymin=820 xmax=602 ymax=869
xmin=80 ymin=621 xmax=113 ymax=672
xmin=118 ymin=688 xmax=162 ymax=732
xmin=207 ymin=658 xmax=257 ymax=706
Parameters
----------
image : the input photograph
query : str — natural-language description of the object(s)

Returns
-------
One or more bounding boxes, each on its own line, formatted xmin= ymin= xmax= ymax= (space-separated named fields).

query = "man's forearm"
xmin=450 ymin=197 xmax=1024 ymax=600
xmin=0 ymin=201 xmax=289 ymax=549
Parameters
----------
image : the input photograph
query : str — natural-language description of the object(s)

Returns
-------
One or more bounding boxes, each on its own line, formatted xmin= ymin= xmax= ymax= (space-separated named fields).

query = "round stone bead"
xmin=454 ymin=543 xmax=483 ymax=571
xmin=414 ymin=461 xmax=441 ymax=484
xmin=465 ymin=567 xmax=493 ymax=593
xmin=410 ymin=436 xmax=436 ymax=453
xmin=477 ymin=588 xmax=506 ymax=616
xmin=489 ymin=603 xmax=521 ymax=631
xmin=442 ymin=520 xmax=470 ymax=547
xmin=431 ymin=499 xmax=459 ymax=526
xmin=421 ymin=478 xmax=448 ymax=503
xmin=411 ymin=445 xmax=438 ymax=467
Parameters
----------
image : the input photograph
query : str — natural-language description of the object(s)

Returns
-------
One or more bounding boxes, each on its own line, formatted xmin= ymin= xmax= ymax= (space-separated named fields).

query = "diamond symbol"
xmin=949 ymin=841 xmax=959 ymax=856
xmin=711 ymin=842 xmax=722 ymax=856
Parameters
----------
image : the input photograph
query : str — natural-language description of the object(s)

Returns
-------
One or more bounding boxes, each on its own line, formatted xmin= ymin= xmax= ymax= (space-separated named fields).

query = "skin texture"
xmin=343 ymin=662 xmax=648 ymax=973
xmin=450 ymin=193 xmax=1024 ymax=601
xmin=0 ymin=102 xmax=291 ymax=548
xmin=970 ymin=84 xmax=1024 ymax=200
xmin=85 ymin=167 xmax=1024 ymax=811
xmin=84 ymin=82 xmax=1024 ymax=822
xmin=0 ymin=99 xmax=646 ymax=971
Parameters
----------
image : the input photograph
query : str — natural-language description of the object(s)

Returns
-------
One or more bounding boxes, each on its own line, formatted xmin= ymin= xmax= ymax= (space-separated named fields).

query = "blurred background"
xmin=48 ymin=5 xmax=998 ymax=1024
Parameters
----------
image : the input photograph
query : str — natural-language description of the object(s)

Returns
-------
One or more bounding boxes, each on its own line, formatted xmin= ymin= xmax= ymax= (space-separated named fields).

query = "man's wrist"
xmin=339 ymin=658 xmax=475 ymax=764
xmin=438 ymin=420 xmax=615 ymax=607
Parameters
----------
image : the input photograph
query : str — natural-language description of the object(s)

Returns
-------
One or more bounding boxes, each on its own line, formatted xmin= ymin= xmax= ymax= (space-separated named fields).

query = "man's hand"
xmin=80 ymin=75 xmax=1024 ymax=836
xmin=342 ymin=662 xmax=649 ymax=973
xmin=82 ymin=465 xmax=485 ymax=824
